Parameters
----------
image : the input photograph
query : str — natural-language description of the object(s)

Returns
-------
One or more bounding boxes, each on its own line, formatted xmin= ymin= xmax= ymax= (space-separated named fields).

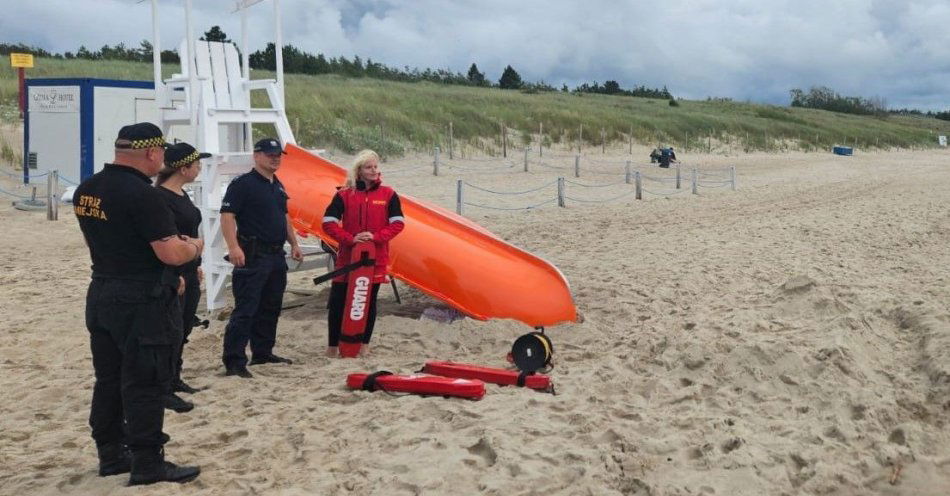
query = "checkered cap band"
xmin=116 ymin=136 xmax=167 ymax=149
xmin=169 ymin=150 xmax=200 ymax=169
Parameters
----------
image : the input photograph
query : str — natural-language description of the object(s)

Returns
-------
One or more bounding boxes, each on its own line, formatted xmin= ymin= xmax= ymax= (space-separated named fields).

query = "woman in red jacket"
xmin=321 ymin=150 xmax=405 ymax=357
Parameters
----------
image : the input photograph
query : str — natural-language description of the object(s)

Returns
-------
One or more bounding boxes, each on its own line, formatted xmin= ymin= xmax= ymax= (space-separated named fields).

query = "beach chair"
xmin=160 ymin=39 xmax=293 ymax=151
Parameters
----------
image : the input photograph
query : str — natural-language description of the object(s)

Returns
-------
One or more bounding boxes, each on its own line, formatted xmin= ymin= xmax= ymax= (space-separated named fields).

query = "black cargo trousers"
xmin=85 ymin=276 xmax=182 ymax=450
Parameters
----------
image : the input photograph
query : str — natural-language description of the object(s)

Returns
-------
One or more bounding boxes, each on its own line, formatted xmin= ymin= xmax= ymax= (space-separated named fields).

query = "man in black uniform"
xmin=220 ymin=137 xmax=302 ymax=378
xmin=75 ymin=123 xmax=201 ymax=486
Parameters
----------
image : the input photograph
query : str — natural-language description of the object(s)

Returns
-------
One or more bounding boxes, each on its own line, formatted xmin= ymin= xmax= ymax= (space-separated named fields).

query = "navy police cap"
xmin=253 ymin=138 xmax=286 ymax=155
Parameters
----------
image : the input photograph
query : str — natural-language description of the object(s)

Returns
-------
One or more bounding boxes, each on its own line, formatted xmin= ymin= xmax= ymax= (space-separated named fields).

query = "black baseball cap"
xmin=164 ymin=142 xmax=211 ymax=169
xmin=253 ymin=137 xmax=286 ymax=155
xmin=115 ymin=122 xmax=169 ymax=149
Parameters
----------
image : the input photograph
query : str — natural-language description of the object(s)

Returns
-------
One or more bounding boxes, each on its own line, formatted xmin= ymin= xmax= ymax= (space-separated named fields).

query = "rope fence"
xmin=0 ymin=169 xmax=64 ymax=219
xmin=0 ymin=168 xmax=80 ymax=186
xmin=0 ymin=186 xmax=33 ymax=199
xmin=455 ymin=165 xmax=737 ymax=213
xmin=463 ymin=180 xmax=558 ymax=195
xmin=428 ymin=147 xmax=740 ymax=186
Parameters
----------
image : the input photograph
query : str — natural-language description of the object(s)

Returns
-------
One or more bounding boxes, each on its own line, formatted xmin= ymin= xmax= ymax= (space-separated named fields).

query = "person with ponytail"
xmin=321 ymin=149 xmax=405 ymax=357
xmin=155 ymin=142 xmax=210 ymax=410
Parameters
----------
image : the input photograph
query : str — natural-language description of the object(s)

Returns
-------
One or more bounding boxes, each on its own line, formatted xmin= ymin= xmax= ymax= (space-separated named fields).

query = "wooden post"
xmin=539 ymin=122 xmax=543 ymax=157
xmin=574 ymin=155 xmax=580 ymax=178
xmin=601 ymin=127 xmax=606 ymax=154
xmin=675 ymin=165 xmax=681 ymax=189
xmin=625 ymin=160 xmax=632 ymax=184
xmin=501 ymin=123 xmax=507 ymax=158
xmin=433 ymin=146 xmax=440 ymax=176
xmin=524 ymin=147 xmax=529 ymax=172
xmin=47 ymin=170 xmax=59 ymax=221
xmin=629 ymin=124 xmax=634 ymax=154
xmin=578 ymin=124 xmax=583 ymax=153
xmin=449 ymin=121 xmax=454 ymax=159
xmin=730 ymin=166 xmax=737 ymax=191
xmin=707 ymin=134 xmax=711 ymax=153
xmin=557 ymin=177 xmax=565 ymax=207
xmin=456 ymin=179 xmax=463 ymax=214
xmin=17 ymin=67 xmax=25 ymax=119
xmin=634 ymin=171 xmax=642 ymax=200
xmin=691 ymin=168 xmax=698 ymax=194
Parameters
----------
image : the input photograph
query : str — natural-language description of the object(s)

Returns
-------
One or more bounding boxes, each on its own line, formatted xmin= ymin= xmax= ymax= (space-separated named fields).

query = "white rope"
xmin=642 ymin=187 xmax=690 ymax=196
xmin=463 ymin=180 xmax=558 ymax=195
xmin=564 ymin=189 xmax=638 ymax=203
xmin=463 ymin=198 xmax=557 ymax=210
xmin=563 ymin=179 xmax=627 ymax=188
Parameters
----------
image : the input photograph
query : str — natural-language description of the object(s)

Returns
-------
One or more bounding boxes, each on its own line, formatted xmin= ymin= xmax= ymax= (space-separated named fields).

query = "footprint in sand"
xmin=466 ymin=437 xmax=497 ymax=467
xmin=218 ymin=429 xmax=249 ymax=443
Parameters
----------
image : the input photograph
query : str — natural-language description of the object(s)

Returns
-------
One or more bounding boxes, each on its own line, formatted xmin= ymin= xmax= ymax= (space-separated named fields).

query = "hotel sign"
xmin=31 ymin=86 xmax=80 ymax=112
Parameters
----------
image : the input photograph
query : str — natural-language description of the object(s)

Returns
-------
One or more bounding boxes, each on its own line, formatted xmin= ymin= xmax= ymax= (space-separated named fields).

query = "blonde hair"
xmin=344 ymin=149 xmax=380 ymax=189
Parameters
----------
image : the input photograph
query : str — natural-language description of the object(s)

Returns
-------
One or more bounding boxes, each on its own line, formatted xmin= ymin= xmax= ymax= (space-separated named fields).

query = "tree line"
xmin=2 ymin=26 xmax=673 ymax=100
xmin=789 ymin=86 xmax=950 ymax=121
xmin=789 ymin=86 xmax=888 ymax=116
xmin=7 ymin=34 xmax=947 ymax=117
xmin=1 ymin=41 xmax=181 ymax=64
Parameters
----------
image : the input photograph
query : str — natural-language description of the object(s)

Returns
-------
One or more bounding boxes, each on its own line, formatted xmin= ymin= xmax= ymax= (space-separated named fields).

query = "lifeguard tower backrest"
xmin=177 ymin=39 xmax=249 ymax=110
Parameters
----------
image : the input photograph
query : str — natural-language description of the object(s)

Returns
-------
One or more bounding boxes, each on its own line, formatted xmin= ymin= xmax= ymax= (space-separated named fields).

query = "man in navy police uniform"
xmin=220 ymin=137 xmax=302 ymax=378
xmin=75 ymin=122 xmax=201 ymax=485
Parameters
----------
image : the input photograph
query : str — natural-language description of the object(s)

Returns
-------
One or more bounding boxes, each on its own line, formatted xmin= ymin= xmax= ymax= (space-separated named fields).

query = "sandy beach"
xmin=1 ymin=146 xmax=949 ymax=495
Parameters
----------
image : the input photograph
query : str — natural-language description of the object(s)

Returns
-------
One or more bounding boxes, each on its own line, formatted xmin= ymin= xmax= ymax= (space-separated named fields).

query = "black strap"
xmin=312 ymin=255 xmax=375 ymax=285
xmin=339 ymin=333 xmax=364 ymax=344
xmin=516 ymin=371 xmax=535 ymax=387
xmin=390 ymin=279 xmax=401 ymax=304
xmin=361 ymin=371 xmax=393 ymax=391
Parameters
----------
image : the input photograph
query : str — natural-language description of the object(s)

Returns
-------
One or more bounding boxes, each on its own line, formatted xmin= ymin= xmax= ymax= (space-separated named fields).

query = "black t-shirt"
xmin=156 ymin=186 xmax=201 ymax=237
xmin=75 ymin=164 xmax=177 ymax=278
xmin=156 ymin=186 xmax=202 ymax=273
xmin=220 ymin=168 xmax=288 ymax=244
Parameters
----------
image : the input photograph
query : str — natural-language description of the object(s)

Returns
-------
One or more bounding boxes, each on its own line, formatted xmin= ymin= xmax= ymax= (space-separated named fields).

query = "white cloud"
xmin=1 ymin=0 xmax=948 ymax=109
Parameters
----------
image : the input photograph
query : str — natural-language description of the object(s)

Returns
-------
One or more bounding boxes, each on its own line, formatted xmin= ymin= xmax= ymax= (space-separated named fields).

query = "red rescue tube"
xmin=340 ymin=243 xmax=376 ymax=358
xmin=347 ymin=372 xmax=486 ymax=400
xmin=422 ymin=361 xmax=552 ymax=390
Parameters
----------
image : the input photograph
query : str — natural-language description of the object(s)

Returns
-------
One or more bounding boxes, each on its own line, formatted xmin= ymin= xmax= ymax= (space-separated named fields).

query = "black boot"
xmin=163 ymin=393 xmax=194 ymax=413
xmin=173 ymin=379 xmax=201 ymax=394
xmin=97 ymin=442 xmax=131 ymax=477
xmin=128 ymin=449 xmax=200 ymax=486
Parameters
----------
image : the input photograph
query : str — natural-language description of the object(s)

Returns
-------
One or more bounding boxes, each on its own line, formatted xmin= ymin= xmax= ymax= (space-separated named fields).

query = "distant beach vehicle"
xmin=833 ymin=145 xmax=853 ymax=156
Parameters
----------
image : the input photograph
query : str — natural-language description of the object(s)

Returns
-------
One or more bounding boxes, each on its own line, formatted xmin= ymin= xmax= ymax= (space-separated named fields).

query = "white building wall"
xmin=93 ymin=86 xmax=156 ymax=174
xmin=27 ymin=85 xmax=81 ymax=181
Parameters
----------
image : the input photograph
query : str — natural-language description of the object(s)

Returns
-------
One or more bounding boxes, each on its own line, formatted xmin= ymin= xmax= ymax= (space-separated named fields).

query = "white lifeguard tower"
xmin=149 ymin=0 xmax=325 ymax=313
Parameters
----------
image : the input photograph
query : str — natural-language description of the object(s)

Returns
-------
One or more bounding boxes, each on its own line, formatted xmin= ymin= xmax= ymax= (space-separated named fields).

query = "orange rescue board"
xmin=279 ymin=144 xmax=577 ymax=327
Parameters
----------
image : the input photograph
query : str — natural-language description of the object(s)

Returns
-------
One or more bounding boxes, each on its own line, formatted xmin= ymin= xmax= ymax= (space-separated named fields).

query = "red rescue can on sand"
xmin=340 ymin=242 xmax=376 ymax=358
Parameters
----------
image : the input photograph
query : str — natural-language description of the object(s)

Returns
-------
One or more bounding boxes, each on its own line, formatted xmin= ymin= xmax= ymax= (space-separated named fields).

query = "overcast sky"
xmin=3 ymin=0 xmax=949 ymax=110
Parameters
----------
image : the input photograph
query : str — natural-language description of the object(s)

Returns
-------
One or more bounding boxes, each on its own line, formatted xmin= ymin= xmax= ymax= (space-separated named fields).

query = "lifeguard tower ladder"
xmin=148 ymin=0 xmax=322 ymax=313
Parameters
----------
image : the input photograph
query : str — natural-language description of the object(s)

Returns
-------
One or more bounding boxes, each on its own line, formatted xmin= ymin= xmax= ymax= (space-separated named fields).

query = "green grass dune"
xmin=3 ymin=57 xmax=948 ymax=157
